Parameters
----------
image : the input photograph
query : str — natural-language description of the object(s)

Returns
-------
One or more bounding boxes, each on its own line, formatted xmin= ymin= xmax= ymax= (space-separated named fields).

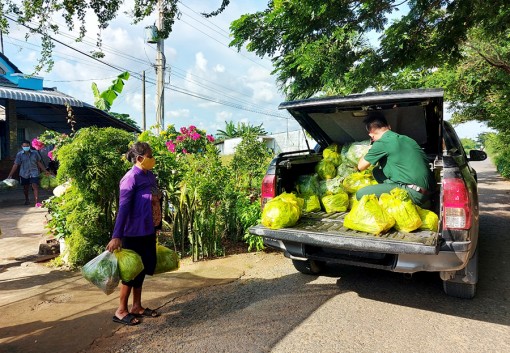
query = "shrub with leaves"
xmin=47 ymin=127 xmax=135 ymax=266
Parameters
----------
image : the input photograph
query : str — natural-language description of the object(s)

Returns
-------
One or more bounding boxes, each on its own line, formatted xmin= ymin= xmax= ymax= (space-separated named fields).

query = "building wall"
xmin=216 ymin=130 xmax=317 ymax=156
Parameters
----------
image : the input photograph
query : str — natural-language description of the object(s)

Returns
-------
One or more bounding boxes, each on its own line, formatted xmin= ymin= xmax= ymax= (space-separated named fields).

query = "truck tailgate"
xmin=250 ymin=211 xmax=439 ymax=255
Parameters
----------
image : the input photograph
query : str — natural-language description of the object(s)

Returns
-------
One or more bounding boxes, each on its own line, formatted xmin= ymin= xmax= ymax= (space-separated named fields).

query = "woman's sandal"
xmin=132 ymin=308 xmax=160 ymax=318
xmin=112 ymin=313 xmax=140 ymax=326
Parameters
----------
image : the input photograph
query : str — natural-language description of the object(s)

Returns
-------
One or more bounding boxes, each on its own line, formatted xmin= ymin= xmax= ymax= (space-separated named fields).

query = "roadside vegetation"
xmin=40 ymin=123 xmax=271 ymax=267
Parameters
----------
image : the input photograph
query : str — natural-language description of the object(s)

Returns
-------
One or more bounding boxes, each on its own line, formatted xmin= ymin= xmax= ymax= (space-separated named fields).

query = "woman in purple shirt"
xmin=107 ymin=142 xmax=162 ymax=326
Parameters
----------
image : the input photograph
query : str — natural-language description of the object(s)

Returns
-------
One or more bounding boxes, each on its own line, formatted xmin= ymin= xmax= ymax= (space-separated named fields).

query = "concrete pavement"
xmin=0 ymin=187 xmax=263 ymax=353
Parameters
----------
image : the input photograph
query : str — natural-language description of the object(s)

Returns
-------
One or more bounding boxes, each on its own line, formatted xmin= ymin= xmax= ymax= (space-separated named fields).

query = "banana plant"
xmin=91 ymin=71 xmax=130 ymax=112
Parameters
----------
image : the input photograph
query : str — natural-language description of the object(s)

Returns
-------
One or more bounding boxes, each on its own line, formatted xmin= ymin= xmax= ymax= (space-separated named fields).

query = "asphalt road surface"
xmin=85 ymin=158 xmax=510 ymax=353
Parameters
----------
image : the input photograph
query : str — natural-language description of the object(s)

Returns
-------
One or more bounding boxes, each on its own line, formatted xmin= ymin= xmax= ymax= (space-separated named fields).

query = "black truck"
xmin=249 ymin=88 xmax=487 ymax=299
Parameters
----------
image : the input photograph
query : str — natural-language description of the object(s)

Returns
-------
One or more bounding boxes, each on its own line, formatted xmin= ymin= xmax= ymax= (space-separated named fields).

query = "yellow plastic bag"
xmin=416 ymin=206 xmax=439 ymax=231
xmin=321 ymin=192 xmax=349 ymax=213
xmin=114 ymin=249 xmax=144 ymax=282
xmin=154 ymin=245 xmax=180 ymax=274
xmin=379 ymin=188 xmax=422 ymax=232
xmin=323 ymin=143 xmax=342 ymax=167
xmin=261 ymin=192 xmax=303 ymax=229
xmin=301 ymin=194 xmax=321 ymax=213
xmin=342 ymin=170 xmax=377 ymax=193
xmin=315 ymin=160 xmax=337 ymax=180
xmin=344 ymin=194 xmax=395 ymax=234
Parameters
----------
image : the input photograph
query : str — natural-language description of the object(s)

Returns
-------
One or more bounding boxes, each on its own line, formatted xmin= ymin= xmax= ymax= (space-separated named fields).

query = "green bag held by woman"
xmin=155 ymin=245 xmax=180 ymax=274
xmin=114 ymin=248 xmax=144 ymax=282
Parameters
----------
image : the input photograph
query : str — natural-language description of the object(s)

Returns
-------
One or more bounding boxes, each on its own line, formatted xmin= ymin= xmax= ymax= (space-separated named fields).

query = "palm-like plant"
xmin=215 ymin=121 xmax=267 ymax=142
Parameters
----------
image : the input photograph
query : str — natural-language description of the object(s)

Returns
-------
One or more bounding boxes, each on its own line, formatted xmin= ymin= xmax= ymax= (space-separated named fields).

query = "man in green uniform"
xmin=356 ymin=113 xmax=435 ymax=208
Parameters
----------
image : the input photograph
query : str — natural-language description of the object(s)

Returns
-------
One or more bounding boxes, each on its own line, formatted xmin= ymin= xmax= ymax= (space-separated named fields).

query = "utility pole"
xmin=142 ymin=70 xmax=146 ymax=131
xmin=155 ymin=0 xmax=165 ymax=133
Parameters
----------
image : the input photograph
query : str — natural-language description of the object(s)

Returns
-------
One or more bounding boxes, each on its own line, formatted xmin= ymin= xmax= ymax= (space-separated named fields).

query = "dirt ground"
xmin=0 ymin=187 xmax=271 ymax=353
xmin=1 ymin=157 xmax=509 ymax=353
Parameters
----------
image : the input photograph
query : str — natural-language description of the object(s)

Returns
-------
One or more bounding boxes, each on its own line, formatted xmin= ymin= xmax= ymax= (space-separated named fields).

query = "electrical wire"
xmin=4 ymin=15 xmax=290 ymax=120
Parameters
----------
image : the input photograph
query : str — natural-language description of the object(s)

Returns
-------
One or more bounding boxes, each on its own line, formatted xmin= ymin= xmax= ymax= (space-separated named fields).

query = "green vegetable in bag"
xmin=301 ymin=194 xmax=321 ymax=212
xmin=82 ymin=250 xmax=120 ymax=295
xmin=342 ymin=170 xmax=377 ymax=193
xmin=379 ymin=188 xmax=422 ymax=232
xmin=295 ymin=174 xmax=320 ymax=196
xmin=344 ymin=194 xmax=395 ymax=234
xmin=318 ymin=177 xmax=344 ymax=196
xmin=315 ymin=160 xmax=337 ymax=180
xmin=416 ymin=206 xmax=439 ymax=231
xmin=323 ymin=143 xmax=342 ymax=166
xmin=342 ymin=140 xmax=371 ymax=167
xmin=154 ymin=245 xmax=180 ymax=274
xmin=337 ymin=163 xmax=357 ymax=180
xmin=114 ymin=249 xmax=144 ymax=282
xmin=321 ymin=192 xmax=349 ymax=213
xmin=261 ymin=192 xmax=303 ymax=229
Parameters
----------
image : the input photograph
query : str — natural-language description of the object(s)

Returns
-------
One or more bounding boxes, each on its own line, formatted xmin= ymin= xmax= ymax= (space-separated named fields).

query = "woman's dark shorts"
xmin=121 ymin=233 xmax=156 ymax=288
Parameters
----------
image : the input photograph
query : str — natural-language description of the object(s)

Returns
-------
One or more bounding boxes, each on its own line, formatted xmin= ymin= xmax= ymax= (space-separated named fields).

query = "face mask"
xmin=140 ymin=156 xmax=156 ymax=171
xmin=22 ymin=146 xmax=30 ymax=152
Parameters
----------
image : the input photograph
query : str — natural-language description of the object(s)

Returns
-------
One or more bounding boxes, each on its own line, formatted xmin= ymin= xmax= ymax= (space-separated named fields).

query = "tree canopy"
xmin=0 ymin=0 xmax=180 ymax=72
xmin=227 ymin=0 xmax=510 ymax=101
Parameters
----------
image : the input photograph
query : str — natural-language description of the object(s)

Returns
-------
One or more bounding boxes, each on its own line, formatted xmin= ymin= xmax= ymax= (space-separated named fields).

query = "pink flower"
xmin=35 ymin=202 xmax=42 ymax=208
xmin=32 ymin=138 xmax=44 ymax=151
xmin=180 ymin=127 xmax=188 ymax=135
xmin=188 ymin=125 xmax=196 ymax=132
xmin=182 ymin=148 xmax=188 ymax=154
xmin=206 ymin=135 xmax=215 ymax=142
xmin=191 ymin=132 xmax=201 ymax=141
xmin=166 ymin=140 xmax=176 ymax=153
xmin=48 ymin=150 xmax=55 ymax=161
xmin=176 ymin=135 xmax=185 ymax=142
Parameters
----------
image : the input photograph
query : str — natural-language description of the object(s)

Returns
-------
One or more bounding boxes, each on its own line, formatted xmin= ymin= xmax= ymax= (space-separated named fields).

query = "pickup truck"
xmin=249 ymin=88 xmax=487 ymax=299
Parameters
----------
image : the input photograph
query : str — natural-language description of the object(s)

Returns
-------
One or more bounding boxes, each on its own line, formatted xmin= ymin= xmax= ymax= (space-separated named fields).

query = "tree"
xmin=0 ymin=0 xmax=180 ymax=72
xmin=215 ymin=120 xmax=267 ymax=142
xmin=224 ymin=1 xmax=510 ymax=100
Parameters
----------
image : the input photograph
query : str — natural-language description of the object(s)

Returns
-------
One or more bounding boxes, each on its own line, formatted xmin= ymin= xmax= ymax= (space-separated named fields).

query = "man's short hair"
xmin=21 ymin=140 xmax=31 ymax=146
xmin=363 ymin=112 xmax=389 ymax=132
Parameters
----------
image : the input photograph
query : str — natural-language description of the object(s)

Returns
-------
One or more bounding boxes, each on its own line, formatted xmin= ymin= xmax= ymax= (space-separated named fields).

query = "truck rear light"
xmin=443 ymin=178 xmax=471 ymax=230
xmin=261 ymin=174 xmax=276 ymax=208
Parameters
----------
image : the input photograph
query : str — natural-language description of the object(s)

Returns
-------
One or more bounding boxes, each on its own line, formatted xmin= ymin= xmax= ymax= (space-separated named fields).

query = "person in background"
xmin=7 ymin=140 xmax=47 ymax=206
xmin=356 ymin=113 xmax=436 ymax=208
xmin=106 ymin=142 xmax=162 ymax=326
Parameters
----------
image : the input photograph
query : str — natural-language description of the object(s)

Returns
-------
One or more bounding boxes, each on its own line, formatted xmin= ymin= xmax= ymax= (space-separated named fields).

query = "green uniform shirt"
xmin=364 ymin=130 xmax=433 ymax=191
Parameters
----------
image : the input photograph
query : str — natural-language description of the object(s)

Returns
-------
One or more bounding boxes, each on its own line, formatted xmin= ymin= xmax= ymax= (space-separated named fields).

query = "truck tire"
xmin=442 ymin=248 xmax=478 ymax=299
xmin=442 ymin=281 xmax=476 ymax=299
xmin=292 ymin=259 xmax=325 ymax=275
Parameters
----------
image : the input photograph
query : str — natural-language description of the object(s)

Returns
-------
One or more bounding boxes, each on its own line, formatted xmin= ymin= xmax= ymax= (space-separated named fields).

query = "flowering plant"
xmin=36 ymin=130 xmax=72 ymax=161
xmin=32 ymin=138 xmax=45 ymax=151
xmin=165 ymin=125 xmax=215 ymax=154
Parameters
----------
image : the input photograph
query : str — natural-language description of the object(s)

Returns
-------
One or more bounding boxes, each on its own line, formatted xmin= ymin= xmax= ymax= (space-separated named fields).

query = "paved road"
xmin=85 ymin=158 xmax=510 ymax=353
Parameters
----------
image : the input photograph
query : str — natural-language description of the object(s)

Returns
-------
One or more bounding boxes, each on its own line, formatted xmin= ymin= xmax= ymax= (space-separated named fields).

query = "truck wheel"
xmin=292 ymin=259 xmax=325 ymax=275
xmin=442 ymin=247 xmax=478 ymax=299
xmin=442 ymin=281 xmax=476 ymax=299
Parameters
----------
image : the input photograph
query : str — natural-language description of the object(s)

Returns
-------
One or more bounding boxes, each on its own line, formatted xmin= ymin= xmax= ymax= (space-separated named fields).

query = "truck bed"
xmin=250 ymin=211 xmax=439 ymax=255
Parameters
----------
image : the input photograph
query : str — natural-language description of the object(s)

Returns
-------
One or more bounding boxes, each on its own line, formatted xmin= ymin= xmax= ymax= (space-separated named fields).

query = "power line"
xmin=5 ymin=15 xmax=290 ymax=120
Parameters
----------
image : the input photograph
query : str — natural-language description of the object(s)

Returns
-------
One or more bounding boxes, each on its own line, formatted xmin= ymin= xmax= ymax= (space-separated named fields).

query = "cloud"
xmin=168 ymin=108 xmax=190 ymax=118
xmin=195 ymin=52 xmax=208 ymax=72
xmin=213 ymin=64 xmax=225 ymax=73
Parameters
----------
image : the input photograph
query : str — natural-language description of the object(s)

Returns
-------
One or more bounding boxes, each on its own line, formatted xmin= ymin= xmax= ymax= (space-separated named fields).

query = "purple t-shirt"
xmin=112 ymin=166 xmax=158 ymax=238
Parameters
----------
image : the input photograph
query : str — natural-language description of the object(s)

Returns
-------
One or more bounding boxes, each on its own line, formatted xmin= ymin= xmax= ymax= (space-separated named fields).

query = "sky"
xmin=2 ymin=0 xmax=299 ymax=136
xmin=2 ymin=0 xmax=489 ymax=140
